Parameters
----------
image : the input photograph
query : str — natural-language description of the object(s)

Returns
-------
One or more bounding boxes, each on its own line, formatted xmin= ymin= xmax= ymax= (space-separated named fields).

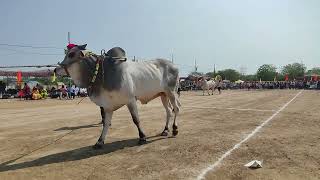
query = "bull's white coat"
xmin=199 ymin=79 xmax=216 ymax=95
xmin=82 ymin=60 xmax=176 ymax=111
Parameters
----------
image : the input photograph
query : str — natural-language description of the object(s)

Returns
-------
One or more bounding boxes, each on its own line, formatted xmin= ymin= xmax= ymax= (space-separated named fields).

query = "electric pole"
xmin=68 ymin=32 xmax=71 ymax=44
xmin=194 ymin=59 xmax=198 ymax=72
xmin=171 ymin=53 xmax=174 ymax=63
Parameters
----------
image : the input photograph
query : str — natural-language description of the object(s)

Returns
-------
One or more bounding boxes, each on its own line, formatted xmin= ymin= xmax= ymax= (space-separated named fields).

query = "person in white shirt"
xmin=74 ymin=86 xmax=80 ymax=97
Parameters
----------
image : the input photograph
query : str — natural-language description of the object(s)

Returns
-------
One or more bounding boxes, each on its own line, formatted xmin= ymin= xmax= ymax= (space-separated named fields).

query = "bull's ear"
xmin=78 ymin=44 xmax=87 ymax=50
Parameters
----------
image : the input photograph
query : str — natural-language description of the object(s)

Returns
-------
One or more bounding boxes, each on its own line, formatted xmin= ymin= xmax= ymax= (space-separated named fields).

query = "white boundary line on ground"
xmin=183 ymin=106 xmax=275 ymax=112
xmin=196 ymin=90 xmax=303 ymax=180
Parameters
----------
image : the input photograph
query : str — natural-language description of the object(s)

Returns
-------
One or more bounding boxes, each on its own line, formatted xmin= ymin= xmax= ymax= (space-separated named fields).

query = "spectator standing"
xmin=70 ymin=86 xmax=76 ymax=99
xmin=75 ymin=86 xmax=80 ymax=97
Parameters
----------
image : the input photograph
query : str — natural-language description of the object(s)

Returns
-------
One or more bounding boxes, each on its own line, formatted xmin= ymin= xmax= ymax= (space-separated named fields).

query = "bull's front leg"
xmin=127 ymin=101 xmax=147 ymax=144
xmin=100 ymin=107 xmax=111 ymax=126
xmin=100 ymin=107 xmax=105 ymax=124
xmin=93 ymin=110 xmax=113 ymax=149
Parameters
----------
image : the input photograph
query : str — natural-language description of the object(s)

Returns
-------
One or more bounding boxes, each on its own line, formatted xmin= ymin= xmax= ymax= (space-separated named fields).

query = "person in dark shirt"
xmin=23 ymin=83 xmax=31 ymax=100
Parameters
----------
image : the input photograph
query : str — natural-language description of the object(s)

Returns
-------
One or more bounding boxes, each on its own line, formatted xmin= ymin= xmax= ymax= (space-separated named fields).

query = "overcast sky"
xmin=0 ymin=0 xmax=319 ymax=76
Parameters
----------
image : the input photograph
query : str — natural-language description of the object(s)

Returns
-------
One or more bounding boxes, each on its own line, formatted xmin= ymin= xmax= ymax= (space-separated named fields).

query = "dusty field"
xmin=0 ymin=90 xmax=319 ymax=180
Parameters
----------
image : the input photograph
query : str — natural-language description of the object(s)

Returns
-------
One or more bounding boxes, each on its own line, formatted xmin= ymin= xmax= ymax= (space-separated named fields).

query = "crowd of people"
xmin=51 ymin=85 xmax=87 ymax=100
xmin=226 ymin=80 xmax=320 ymax=90
xmin=0 ymin=82 xmax=88 ymax=100
xmin=19 ymin=83 xmax=48 ymax=100
xmin=180 ymin=80 xmax=320 ymax=91
xmin=1 ymin=79 xmax=319 ymax=100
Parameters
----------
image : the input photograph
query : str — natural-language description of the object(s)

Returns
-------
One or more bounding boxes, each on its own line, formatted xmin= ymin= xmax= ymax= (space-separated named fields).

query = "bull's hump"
xmin=102 ymin=60 xmax=124 ymax=91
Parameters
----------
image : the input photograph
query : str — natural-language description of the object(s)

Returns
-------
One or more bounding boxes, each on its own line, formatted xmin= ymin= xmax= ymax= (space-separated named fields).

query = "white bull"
xmin=56 ymin=45 xmax=181 ymax=149
xmin=199 ymin=78 xmax=216 ymax=95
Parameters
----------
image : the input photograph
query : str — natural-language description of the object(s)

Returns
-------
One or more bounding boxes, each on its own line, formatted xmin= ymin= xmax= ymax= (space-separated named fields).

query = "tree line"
xmin=190 ymin=63 xmax=320 ymax=82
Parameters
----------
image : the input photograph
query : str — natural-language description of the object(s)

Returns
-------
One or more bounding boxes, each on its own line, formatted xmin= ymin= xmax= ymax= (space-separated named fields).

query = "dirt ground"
xmin=0 ymin=90 xmax=319 ymax=180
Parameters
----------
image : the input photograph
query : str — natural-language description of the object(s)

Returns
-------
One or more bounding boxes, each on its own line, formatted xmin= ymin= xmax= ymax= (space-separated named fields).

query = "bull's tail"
xmin=176 ymin=98 xmax=181 ymax=107
xmin=175 ymin=74 xmax=182 ymax=107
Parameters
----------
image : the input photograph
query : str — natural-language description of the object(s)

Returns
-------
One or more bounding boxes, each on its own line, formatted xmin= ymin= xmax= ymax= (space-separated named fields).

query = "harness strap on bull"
xmin=87 ymin=54 xmax=104 ymax=96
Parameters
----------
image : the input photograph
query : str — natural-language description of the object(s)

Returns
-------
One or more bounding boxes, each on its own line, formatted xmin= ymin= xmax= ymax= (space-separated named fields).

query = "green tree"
xmin=281 ymin=63 xmax=306 ymax=80
xmin=217 ymin=69 xmax=240 ymax=82
xmin=205 ymin=72 xmax=215 ymax=78
xmin=241 ymin=74 xmax=258 ymax=81
xmin=277 ymin=73 xmax=285 ymax=81
xmin=257 ymin=64 xmax=277 ymax=81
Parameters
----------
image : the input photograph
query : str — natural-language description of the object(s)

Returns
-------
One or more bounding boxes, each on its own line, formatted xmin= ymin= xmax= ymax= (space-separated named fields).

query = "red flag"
xmin=285 ymin=74 xmax=289 ymax=81
xmin=17 ymin=71 xmax=22 ymax=83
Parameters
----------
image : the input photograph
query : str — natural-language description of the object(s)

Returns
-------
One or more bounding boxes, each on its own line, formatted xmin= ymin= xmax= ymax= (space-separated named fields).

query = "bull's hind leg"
xmin=93 ymin=110 xmax=113 ymax=149
xmin=167 ymin=91 xmax=181 ymax=136
xmin=160 ymin=94 xmax=172 ymax=136
xmin=127 ymin=101 xmax=147 ymax=144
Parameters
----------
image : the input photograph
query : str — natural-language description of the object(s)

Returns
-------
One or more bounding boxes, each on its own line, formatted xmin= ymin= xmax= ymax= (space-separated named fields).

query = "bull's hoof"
xmin=92 ymin=142 xmax=104 ymax=149
xmin=138 ymin=137 xmax=147 ymax=145
xmin=172 ymin=125 xmax=178 ymax=136
xmin=172 ymin=130 xmax=179 ymax=136
xmin=160 ymin=130 xmax=169 ymax=136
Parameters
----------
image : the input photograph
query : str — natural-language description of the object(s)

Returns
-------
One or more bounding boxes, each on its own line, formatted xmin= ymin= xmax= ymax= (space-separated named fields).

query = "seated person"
xmin=59 ymin=85 xmax=68 ymax=99
xmin=32 ymin=87 xmax=41 ymax=100
xmin=23 ymin=83 xmax=31 ymax=100
xmin=18 ymin=89 xmax=25 ymax=99
xmin=40 ymin=89 xmax=48 ymax=99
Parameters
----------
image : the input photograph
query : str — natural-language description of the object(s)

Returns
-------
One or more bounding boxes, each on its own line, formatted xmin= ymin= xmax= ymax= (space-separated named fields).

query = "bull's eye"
xmin=68 ymin=52 xmax=75 ymax=58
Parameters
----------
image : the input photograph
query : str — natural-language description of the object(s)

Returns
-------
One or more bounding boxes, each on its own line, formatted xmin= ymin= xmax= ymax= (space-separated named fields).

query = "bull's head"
xmin=59 ymin=44 xmax=87 ymax=67
xmin=56 ymin=44 xmax=88 ymax=87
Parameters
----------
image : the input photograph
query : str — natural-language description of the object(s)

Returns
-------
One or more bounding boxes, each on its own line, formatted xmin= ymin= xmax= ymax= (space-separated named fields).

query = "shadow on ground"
xmin=0 ymin=136 xmax=165 ymax=172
